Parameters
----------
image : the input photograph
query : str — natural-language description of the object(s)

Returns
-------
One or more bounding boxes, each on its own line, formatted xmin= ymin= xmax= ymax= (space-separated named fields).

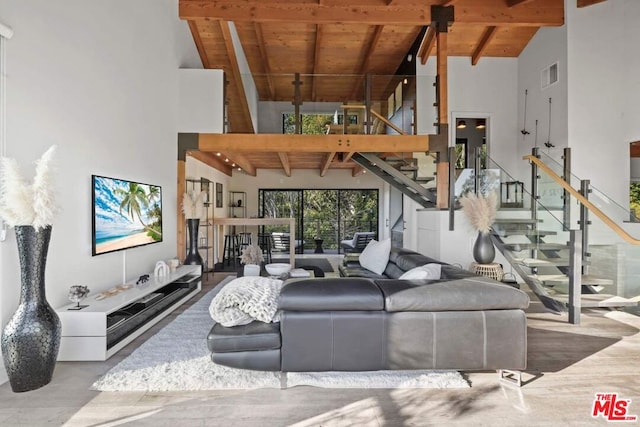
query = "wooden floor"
xmin=0 ymin=272 xmax=638 ymax=426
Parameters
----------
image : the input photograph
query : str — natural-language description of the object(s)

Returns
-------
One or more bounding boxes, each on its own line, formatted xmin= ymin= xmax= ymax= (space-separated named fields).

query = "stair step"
xmin=530 ymin=274 xmax=614 ymax=287
xmin=494 ymin=229 xmax=557 ymax=237
xmin=516 ymin=257 xmax=570 ymax=267
xmin=551 ymin=294 xmax=638 ymax=309
xmin=494 ymin=218 xmax=539 ymax=224
xmin=399 ymin=165 xmax=418 ymax=171
xmin=415 ymin=176 xmax=434 ymax=183
xmin=504 ymin=243 xmax=568 ymax=251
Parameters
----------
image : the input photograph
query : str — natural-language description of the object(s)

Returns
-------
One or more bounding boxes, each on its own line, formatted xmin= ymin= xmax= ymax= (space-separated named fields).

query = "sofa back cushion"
xmin=383 ymin=248 xmax=443 ymax=279
xmin=279 ymin=278 xmax=384 ymax=311
xmin=376 ymin=277 xmax=530 ymax=312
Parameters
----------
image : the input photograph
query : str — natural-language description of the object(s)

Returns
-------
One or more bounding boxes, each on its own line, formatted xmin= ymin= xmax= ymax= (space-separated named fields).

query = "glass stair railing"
xmin=459 ymin=150 xmax=639 ymax=319
xmin=533 ymin=151 xmax=640 ymax=316
xmin=457 ymin=158 xmax=575 ymax=313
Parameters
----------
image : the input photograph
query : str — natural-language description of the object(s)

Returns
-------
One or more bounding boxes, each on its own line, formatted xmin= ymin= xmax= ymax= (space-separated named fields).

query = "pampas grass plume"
xmin=460 ymin=191 xmax=498 ymax=233
xmin=32 ymin=145 xmax=59 ymax=229
xmin=182 ymin=190 xmax=206 ymax=219
xmin=0 ymin=146 xmax=57 ymax=228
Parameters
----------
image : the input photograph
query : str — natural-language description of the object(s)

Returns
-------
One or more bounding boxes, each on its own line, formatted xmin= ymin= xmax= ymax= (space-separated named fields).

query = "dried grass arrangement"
xmin=459 ymin=191 xmax=498 ymax=233
xmin=240 ymin=243 xmax=264 ymax=265
xmin=0 ymin=145 xmax=58 ymax=229
xmin=182 ymin=190 xmax=206 ymax=219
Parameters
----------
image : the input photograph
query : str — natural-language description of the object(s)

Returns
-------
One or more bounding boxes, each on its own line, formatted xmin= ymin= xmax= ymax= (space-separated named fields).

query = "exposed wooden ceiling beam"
xmin=254 ymin=23 xmax=275 ymax=100
xmin=311 ymin=24 xmax=323 ymax=102
xmin=507 ymin=0 xmax=535 ymax=7
xmin=219 ymin=20 xmax=254 ymax=133
xmin=187 ymin=20 xmax=210 ymax=68
xmin=277 ymin=152 xmax=291 ymax=177
xmin=418 ymin=25 xmax=436 ymax=65
xmin=225 ymin=151 xmax=257 ymax=176
xmin=198 ymin=134 xmax=430 ymax=153
xmin=472 ymin=26 xmax=498 ymax=66
xmin=437 ymin=31 xmax=448 ymax=126
xmin=577 ymin=0 xmax=608 ymax=7
xmin=187 ymin=151 xmax=232 ymax=176
xmin=349 ymin=25 xmax=384 ymax=99
xmin=180 ymin=1 xmax=564 ymax=27
xmin=343 ymin=151 xmax=355 ymax=163
xmin=352 ymin=165 xmax=366 ymax=177
xmin=320 ymin=152 xmax=336 ymax=177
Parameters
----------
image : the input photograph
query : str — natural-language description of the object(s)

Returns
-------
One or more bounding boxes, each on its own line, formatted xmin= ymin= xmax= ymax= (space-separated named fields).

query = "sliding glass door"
xmin=259 ymin=189 xmax=378 ymax=253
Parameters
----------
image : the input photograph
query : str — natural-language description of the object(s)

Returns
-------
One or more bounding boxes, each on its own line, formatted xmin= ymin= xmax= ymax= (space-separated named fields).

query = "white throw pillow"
xmin=399 ymin=263 xmax=442 ymax=280
xmin=359 ymin=238 xmax=391 ymax=275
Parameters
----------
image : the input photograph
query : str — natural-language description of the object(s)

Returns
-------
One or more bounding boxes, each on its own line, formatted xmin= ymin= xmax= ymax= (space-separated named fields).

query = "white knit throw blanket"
xmin=209 ymin=276 xmax=284 ymax=327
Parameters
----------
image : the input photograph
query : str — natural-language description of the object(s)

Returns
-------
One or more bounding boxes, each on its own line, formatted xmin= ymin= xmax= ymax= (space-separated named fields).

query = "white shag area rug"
xmin=92 ymin=276 xmax=469 ymax=392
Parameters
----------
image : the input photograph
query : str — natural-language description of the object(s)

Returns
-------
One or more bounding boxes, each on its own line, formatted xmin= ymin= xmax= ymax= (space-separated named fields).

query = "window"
xmin=282 ymin=113 xmax=334 ymax=134
xmin=541 ymin=62 xmax=559 ymax=90
xmin=259 ymin=189 xmax=379 ymax=252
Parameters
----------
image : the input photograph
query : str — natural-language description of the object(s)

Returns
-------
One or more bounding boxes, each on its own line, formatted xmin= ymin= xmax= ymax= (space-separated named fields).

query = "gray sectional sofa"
xmin=207 ymin=247 xmax=530 ymax=374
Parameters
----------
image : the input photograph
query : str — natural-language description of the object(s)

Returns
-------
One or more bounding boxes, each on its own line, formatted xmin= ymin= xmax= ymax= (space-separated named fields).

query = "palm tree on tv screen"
xmin=116 ymin=183 xmax=162 ymax=240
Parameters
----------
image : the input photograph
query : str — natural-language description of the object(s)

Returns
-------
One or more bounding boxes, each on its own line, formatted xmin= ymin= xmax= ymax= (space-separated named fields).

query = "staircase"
xmin=352 ymin=153 xmax=436 ymax=208
xmin=491 ymin=215 xmax=638 ymax=313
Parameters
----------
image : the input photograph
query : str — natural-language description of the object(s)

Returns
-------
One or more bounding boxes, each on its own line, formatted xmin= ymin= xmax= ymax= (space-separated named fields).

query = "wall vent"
xmin=541 ymin=62 xmax=559 ymax=90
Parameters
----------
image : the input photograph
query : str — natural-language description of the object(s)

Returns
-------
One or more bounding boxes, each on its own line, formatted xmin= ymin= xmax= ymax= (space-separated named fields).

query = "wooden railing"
xmin=524 ymin=154 xmax=640 ymax=245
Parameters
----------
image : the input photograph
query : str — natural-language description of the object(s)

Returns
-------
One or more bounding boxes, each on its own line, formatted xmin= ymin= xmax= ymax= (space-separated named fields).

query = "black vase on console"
xmin=1 ymin=225 xmax=61 ymax=393
xmin=184 ymin=218 xmax=203 ymax=265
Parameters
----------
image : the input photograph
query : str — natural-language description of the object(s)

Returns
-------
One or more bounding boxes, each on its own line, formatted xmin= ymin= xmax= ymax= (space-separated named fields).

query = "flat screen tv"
xmin=92 ymin=175 xmax=163 ymax=256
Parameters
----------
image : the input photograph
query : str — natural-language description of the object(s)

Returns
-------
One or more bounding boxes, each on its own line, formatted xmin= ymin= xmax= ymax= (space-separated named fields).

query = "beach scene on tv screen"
xmin=94 ymin=176 xmax=162 ymax=255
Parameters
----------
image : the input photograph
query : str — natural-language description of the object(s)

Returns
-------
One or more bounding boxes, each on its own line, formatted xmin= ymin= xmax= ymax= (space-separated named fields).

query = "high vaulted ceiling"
xmin=178 ymin=0 xmax=605 ymax=176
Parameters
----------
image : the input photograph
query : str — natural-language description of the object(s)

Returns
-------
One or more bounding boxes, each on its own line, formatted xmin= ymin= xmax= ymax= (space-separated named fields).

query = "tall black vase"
xmin=1 ymin=225 xmax=61 ymax=393
xmin=184 ymin=218 xmax=203 ymax=265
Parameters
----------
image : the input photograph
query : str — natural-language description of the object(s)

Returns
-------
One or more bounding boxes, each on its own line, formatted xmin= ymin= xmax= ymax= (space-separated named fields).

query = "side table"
xmin=469 ymin=262 xmax=504 ymax=281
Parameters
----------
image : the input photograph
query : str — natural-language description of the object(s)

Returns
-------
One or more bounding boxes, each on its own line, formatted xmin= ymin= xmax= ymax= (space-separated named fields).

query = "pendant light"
xmin=544 ymin=97 xmax=555 ymax=149
xmin=521 ymin=89 xmax=530 ymax=136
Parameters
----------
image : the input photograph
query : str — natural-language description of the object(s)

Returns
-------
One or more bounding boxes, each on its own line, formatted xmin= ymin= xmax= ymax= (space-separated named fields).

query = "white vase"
xmin=243 ymin=264 xmax=261 ymax=277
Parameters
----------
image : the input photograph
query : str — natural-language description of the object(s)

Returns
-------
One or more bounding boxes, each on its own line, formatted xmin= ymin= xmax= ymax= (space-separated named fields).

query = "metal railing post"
xmin=448 ymin=146 xmax=455 ymax=231
xmin=579 ymin=179 xmax=591 ymax=274
xmin=474 ymin=146 xmax=482 ymax=194
xmin=365 ymin=74 xmax=372 ymax=135
xmin=293 ymin=73 xmax=302 ymax=134
xmin=530 ymin=147 xmax=540 ymax=225
xmin=568 ymin=230 xmax=582 ymax=325
xmin=563 ymin=148 xmax=571 ymax=230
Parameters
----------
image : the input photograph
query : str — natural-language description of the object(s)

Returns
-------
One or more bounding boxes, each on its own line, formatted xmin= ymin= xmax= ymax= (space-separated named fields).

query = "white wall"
xmin=567 ymin=0 xmax=640 ymax=204
xmin=0 ymin=0 xmax=200 ymax=383
xmin=517 ymin=25 xmax=568 ymax=170
xmin=178 ymin=69 xmax=224 ymax=133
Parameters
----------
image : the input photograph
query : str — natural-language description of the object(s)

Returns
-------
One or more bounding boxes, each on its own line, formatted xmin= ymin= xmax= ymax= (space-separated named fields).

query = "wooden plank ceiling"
xmin=177 ymin=0 xmax=582 ymax=177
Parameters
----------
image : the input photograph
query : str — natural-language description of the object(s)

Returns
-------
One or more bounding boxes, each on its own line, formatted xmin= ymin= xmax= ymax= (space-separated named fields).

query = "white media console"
xmin=56 ymin=265 xmax=202 ymax=361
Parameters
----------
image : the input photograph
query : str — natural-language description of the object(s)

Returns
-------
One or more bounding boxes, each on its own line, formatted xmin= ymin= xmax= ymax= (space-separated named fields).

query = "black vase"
xmin=473 ymin=231 xmax=496 ymax=264
xmin=184 ymin=218 xmax=203 ymax=265
xmin=1 ymin=225 xmax=61 ymax=393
